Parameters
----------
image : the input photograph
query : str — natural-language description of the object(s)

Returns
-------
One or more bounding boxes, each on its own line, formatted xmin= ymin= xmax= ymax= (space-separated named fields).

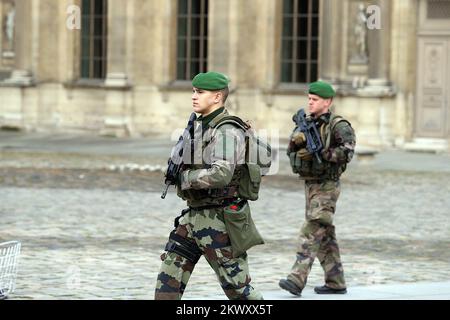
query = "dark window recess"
xmin=281 ymin=0 xmax=319 ymax=84
xmin=80 ymin=0 xmax=107 ymax=79
xmin=427 ymin=0 xmax=450 ymax=19
xmin=176 ymin=0 xmax=208 ymax=81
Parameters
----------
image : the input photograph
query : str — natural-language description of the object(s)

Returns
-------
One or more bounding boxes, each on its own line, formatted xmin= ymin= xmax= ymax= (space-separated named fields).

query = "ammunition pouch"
xmin=237 ymin=163 xmax=261 ymax=201
xmin=165 ymin=230 xmax=203 ymax=264
xmin=289 ymin=150 xmax=346 ymax=181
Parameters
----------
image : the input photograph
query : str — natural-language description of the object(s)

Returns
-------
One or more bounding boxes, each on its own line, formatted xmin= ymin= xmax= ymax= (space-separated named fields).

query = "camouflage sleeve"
xmin=180 ymin=124 xmax=246 ymax=190
xmin=322 ymin=121 xmax=356 ymax=164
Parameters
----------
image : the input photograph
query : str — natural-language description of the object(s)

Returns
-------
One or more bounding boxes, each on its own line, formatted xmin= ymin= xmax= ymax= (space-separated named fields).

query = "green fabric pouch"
xmin=289 ymin=151 xmax=313 ymax=175
xmin=223 ymin=201 xmax=264 ymax=258
xmin=289 ymin=151 xmax=300 ymax=174
xmin=238 ymin=163 xmax=261 ymax=201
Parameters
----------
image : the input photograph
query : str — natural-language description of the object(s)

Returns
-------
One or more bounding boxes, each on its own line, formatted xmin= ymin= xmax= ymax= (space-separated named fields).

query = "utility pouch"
xmin=289 ymin=150 xmax=314 ymax=176
xmin=311 ymin=157 xmax=327 ymax=176
xmin=238 ymin=163 xmax=261 ymax=201
xmin=223 ymin=200 xmax=264 ymax=258
xmin=289 ymin=151 xmax=300 ymax=174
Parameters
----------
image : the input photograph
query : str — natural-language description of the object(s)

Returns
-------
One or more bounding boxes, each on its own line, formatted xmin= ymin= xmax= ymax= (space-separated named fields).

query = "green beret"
xmin=308 ymin=81 xmax=336 ymax=99
xmin=192 ymin=71 xmax=230 ymax=91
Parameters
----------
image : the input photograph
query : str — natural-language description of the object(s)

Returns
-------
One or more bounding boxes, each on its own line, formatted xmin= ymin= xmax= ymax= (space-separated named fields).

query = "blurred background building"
xmin=0 ymin=0 xmax=449 ymax=151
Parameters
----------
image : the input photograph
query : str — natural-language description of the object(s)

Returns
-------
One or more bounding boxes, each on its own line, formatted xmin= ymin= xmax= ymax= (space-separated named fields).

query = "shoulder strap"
xmin=209 ymin=114 xmax=252 ymax=162
xmin=209 ymin=114 xmax=250 ymax=131
xmin=323 ymin=114 xmax=350 ymax=151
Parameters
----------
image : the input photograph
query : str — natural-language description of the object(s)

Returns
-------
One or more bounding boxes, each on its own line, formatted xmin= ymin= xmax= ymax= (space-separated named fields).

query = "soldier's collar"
xmin=206 ymin=108 xmax=229 ymax=128
xmin=316 ymin=112 xmax=331 ymax=124
xmin=198 ymin=107 xmax=225 ymax=127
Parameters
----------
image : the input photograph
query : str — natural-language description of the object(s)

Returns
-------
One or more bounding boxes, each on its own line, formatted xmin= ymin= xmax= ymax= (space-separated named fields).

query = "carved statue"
xmin=3 ymin=6 xmax=15 ymax=51
xmin=353 ymin=3 xmax=368 ymax=62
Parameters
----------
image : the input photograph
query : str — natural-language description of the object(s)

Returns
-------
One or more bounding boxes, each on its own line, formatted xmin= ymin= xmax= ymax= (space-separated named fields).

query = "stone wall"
xmin=1 ymin=0 xmax=447 ymax=150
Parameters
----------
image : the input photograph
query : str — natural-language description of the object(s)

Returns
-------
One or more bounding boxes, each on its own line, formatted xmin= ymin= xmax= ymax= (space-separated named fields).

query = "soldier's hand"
xmin=321 ymin=149 xmax=331 ymax=161
xmin=297 ymin=148 xmax=313 ymax=161
xmin=292 ymin=132 xmax=307 ymax=147
xmin=287 ymin=140 xmax=300 ymax=154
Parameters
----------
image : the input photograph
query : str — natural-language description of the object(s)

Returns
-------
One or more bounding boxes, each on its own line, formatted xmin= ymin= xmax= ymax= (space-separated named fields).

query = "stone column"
xmin=366 ymin=0 xmax=391 ymax=91
xmin=320 ymin=0 xmax=342 ymax=83
xmin=6 ymin=0 xmax=33 ymax=85
xmin=105 ymin=0 xmax=129 ymax=87
xmin=102 ymin=0 xmax=132 ymax=137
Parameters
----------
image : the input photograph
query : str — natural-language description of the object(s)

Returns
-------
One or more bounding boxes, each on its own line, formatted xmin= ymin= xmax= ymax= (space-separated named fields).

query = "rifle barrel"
xmin=315 ymin=152 xmax=322 ymax=164
xmin=161 ymin=183 xmax=170 ymax=199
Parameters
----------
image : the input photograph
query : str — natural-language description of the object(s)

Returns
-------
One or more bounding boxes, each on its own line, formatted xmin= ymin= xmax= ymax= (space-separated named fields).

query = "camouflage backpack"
xmin=321 ymin=114 xmax=348 ymax=150
xmin=208 ymin=114 xmax=272 ymax=201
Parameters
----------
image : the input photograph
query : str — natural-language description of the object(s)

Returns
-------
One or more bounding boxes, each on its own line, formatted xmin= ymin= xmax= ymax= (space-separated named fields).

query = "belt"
xmin=207 ymin=186 xmax=239 ymax=198
xmin=189 ymin=198 xmax=237 ymax=211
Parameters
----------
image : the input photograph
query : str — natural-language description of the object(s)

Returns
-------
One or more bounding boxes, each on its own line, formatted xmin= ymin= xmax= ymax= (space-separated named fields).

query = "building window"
xmin=427 ymin=0 xmax=450 ymax=19
xmin=176 ymin=0 xmax=208 ymax=81
xmin=80 ymin=0 xmax=107 ymax=79
xmin=281 ymin=0 xmax=319 ymax=84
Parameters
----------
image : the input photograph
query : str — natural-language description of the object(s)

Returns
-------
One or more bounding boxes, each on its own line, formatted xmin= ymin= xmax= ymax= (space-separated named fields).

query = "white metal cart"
xmin=0 ymin=241 xmax=21 ymax=300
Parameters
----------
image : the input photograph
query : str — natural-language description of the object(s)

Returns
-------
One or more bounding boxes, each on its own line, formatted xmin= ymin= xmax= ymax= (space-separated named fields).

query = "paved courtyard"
xmin=1 ymin=131 xmax=450 ymax=299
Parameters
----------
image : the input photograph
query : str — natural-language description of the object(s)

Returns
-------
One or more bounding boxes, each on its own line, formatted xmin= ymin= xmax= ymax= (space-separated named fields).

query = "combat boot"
xmin=279 ymin=279 xmax=302 ymax=296
xmin=314 ymin=285 xmax=347 ymax=294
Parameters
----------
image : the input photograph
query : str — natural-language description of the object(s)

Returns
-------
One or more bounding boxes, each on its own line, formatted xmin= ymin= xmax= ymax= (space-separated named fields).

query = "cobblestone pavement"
xmin=1 ymin=142 xmax=450 ymax=299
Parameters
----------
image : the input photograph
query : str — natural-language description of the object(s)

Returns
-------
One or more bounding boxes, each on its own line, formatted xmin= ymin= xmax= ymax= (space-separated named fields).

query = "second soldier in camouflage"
xmin=280 ymin=81 xmax=356 ymax=296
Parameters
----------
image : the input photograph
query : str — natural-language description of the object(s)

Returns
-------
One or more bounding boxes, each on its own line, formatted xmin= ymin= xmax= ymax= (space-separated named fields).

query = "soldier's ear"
xmin=215 ymin=91 xmax=222 ymax=103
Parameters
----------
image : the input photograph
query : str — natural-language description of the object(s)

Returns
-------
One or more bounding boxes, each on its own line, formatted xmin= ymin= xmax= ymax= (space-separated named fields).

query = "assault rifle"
xmin=292 ymin=108 xmax=323 ymax=164
xmin=161 ymin=112 xmax=197 ymax=199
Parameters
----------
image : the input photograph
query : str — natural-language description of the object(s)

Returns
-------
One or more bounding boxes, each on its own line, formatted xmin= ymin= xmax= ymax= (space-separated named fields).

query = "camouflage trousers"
xmin=287 ymin=180 xmax=346 ymax=290
xmin=155 ymin=206 xmax=263 ymax=300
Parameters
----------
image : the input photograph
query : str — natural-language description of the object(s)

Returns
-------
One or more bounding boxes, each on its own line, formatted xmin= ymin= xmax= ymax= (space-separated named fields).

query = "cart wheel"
xmin=0 ymin=241 xmax=21 ymax=300
xmin=0 ymin=288 xmax=7 ymax=300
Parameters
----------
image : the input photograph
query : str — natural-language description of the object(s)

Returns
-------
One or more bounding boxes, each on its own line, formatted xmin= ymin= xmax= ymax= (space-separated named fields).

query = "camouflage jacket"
xmin=177 ymin=108 xmax=246 ymax=207
xmin=289 ymin=112 xmax=356 ymax=181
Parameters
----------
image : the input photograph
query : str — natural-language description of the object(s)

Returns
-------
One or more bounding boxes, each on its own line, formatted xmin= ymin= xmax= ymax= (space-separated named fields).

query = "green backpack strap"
xmin=209 ymin=115 xmax=251 ymax=162
xmin=209 ymin=114 xmax=250 ymax=132
xmin=323 ymin=114 xmax=351 ymax=151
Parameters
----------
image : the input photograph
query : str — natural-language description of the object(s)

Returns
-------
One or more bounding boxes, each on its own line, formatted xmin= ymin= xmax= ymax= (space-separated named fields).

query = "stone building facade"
xmin=0 ymin=0 xmax=449 ymax=151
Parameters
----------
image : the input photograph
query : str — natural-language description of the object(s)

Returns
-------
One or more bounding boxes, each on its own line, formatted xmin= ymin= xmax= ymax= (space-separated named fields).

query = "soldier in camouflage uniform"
xmin=155 ymin=72 xmax=263 ymax=300
xmin=279 ymin=81 xmax=356 ymax=296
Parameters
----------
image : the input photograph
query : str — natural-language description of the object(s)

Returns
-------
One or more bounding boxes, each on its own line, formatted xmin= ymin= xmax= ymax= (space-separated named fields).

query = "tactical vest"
xmin=178 ymin=113 xmax=271 ymax=203
xmin=289 ymin=113 xmax=350 ymax=181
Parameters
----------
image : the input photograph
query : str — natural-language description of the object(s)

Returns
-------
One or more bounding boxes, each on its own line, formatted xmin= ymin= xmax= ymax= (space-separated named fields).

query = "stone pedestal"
xmin=404 ymin=138 xmax=449 ymax=153
xmin=356 ymin=78 xmax=395 ymax=96
xmin=4 ymin=70 xmax=33 ymax=86
xmin=6 ymin=0 xmax=34 ymax=86
xmin=105 ymin=73 xmax=130 ymax=88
